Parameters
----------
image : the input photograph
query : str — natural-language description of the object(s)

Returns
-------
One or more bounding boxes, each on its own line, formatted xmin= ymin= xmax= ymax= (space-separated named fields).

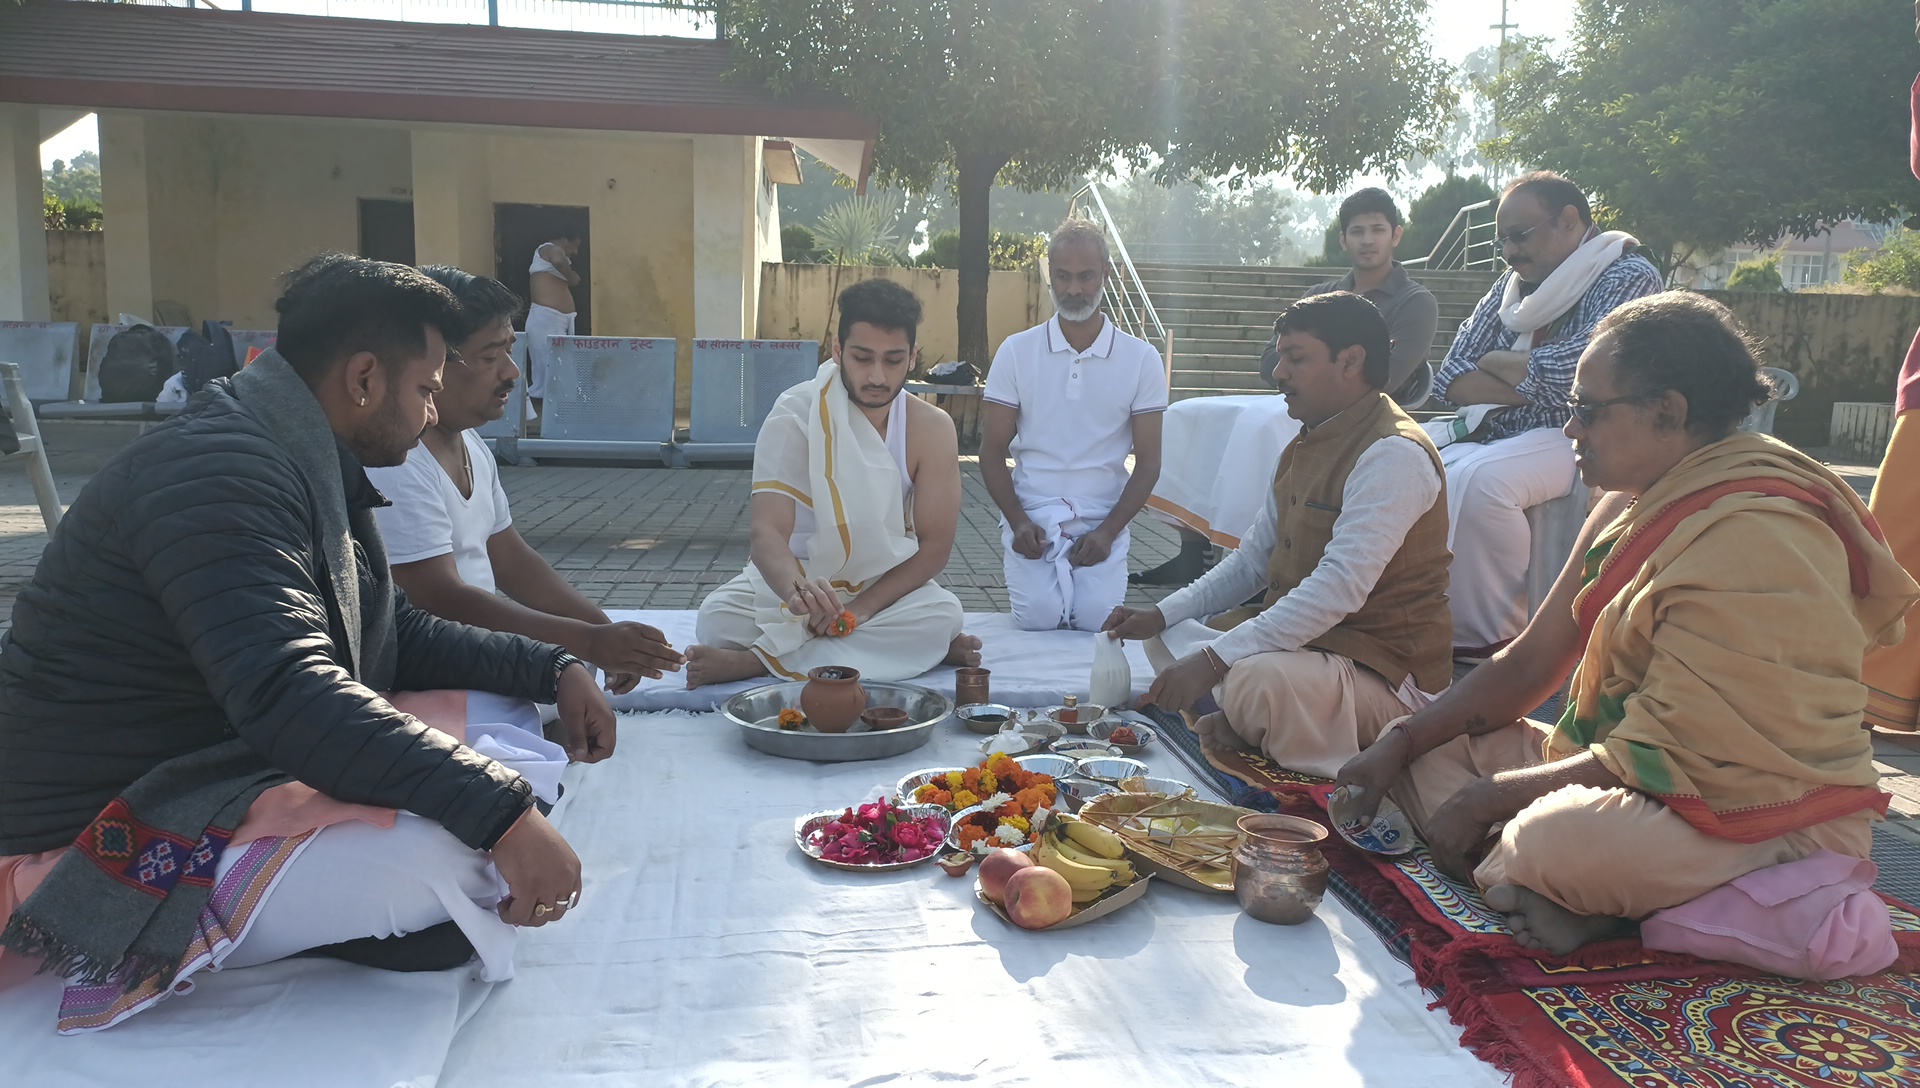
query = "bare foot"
xmin=684 ymin=645 xmax=769 ymax=689
xmin=1483 ymin=884 xmax=1629 ymax=955
xmin=1194 ymin=710 xmax=1258 ymax=756
xmin=945 ymin=633 xmax=983 ymax=668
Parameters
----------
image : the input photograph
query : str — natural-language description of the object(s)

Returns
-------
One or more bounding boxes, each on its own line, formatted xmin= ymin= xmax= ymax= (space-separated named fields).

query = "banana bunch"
xmin=1033 ymin=814 xmax=1137 ymax=904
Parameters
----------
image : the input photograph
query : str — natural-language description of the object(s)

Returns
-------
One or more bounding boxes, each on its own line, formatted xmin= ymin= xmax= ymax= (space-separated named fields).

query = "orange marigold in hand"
xmin=828 ymin=610 xmax=857 ymax=637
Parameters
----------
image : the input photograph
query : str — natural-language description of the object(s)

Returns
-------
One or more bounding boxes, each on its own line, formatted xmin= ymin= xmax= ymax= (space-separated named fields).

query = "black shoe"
xmin=1130 ymin=548 xmax=1208 ymax=586
xmin=298 ymin=920 xmax=476 ymax=973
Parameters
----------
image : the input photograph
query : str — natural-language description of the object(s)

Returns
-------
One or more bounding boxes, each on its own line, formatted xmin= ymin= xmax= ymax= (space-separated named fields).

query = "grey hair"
xmin=1049 ymin=218 xmax=1111 ymax=264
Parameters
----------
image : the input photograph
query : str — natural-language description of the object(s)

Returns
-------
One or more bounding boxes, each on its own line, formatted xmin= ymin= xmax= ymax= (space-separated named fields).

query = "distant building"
xmin=1680 ymin=220 xmax=1894 ymax=291
xmin=0 ymin=0 xmax=875 ymax=412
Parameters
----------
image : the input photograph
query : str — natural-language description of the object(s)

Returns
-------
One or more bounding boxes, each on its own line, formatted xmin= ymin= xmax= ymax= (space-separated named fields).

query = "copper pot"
xmin=1231 ymin=813 xmax=1329 ymax=925
xmin=799 ymin=666 xmax=868 ymax=733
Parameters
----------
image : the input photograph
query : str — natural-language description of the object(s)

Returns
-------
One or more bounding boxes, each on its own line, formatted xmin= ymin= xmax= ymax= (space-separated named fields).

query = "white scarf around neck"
xmin=1500 ymin=229 xmax=1638 ymax=350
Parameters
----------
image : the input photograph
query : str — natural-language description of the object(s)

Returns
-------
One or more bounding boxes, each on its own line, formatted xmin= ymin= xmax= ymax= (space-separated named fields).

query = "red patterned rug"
xmin=1200 ymin=739 xmax=1920 ymax=1088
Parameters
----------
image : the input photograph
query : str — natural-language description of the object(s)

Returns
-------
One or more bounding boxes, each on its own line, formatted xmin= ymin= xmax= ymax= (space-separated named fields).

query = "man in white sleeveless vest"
xmin=688 ymin=280 xmax=982 ymax=687
xmin=524 ymin=232 xmax=582 ymax=403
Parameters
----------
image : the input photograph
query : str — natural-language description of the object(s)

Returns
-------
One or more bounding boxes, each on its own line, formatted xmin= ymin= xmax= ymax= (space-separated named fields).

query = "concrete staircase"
xmin=1133 ymin=263 xmax=1500 ymax=401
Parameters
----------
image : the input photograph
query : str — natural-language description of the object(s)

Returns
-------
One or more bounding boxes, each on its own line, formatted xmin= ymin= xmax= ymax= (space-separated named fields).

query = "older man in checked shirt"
xmin=1430 ymin=172 xmax=1662 ymax=654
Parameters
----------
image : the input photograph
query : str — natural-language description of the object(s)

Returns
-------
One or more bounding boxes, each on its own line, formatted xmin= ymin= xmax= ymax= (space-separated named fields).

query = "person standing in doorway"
xmin=525 ymin=232 xmax=583 ymax=406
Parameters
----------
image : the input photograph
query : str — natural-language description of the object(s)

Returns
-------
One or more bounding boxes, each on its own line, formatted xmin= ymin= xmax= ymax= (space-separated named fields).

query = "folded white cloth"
xmin=1500 ymin=230 xmax=1637 ymax=351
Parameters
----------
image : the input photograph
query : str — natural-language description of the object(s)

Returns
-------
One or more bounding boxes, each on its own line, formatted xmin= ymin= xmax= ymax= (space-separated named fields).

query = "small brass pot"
xmin=1231 ymin=814 xmax=1330 ymax=925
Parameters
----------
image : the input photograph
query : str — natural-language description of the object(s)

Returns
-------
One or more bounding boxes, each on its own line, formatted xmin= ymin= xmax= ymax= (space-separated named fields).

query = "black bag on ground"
xmin=177 ymin=325 xmax=233 ymax=395
xmin=97 ymin=325 xmax=175 ymax=403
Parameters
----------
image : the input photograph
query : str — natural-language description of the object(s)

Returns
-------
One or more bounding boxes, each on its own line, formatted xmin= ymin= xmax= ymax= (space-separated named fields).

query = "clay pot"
xmin=800 ymin=666 xmax=868 ymax=733
xmin=860 ymin=706 xmax=910 ymax=731
xmin=1231 ymin=814 xmax=1330 ymax=925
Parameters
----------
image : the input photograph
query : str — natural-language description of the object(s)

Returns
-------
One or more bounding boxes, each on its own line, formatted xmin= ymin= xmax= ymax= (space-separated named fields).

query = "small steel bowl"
xmin=1050 ymin=737 xmax=1121 ymax=759
xmin=1045 ymin=703 xmax=1107 ymax=735
xmin=1088 ymin=718 xmax=1157 ymax=755
xmin=1074 ymin=756 xmax=1152 ymax=783
xmin=955 ymin=703 xmax=1020 ymax=735
xmin=1054 ymin=776 xmax=1119 ymax=812
xmin=895 ymin=766 xmax=965 ymax=804
xmin=944 ymin=803 xmax=1036 ymax=855
xmin=1118 ymin=775 xmax=1195 ymax=799
xmin=1012 ymin=753 xmax=1077 ymax=780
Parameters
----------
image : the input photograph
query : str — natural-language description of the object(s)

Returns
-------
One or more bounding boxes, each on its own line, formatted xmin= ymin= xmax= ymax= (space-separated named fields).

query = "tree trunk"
xmin=954 ymin=149 xmax=1009 ymax=373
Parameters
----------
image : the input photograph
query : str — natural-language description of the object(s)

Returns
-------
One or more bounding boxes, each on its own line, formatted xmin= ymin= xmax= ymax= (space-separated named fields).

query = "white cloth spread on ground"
xmin=985 ymin=316 xmax=1168 ymax=630
xmin=696 ymin=366 xmax=962 ymax=682
xmin=1147 ymin=394 xmax=1302 ymax=548
xmin=0 ymin=702 xmax=1503 ymax=1086
xmin=368 ymin=430 xmax=513 ymax=593
xmin=523 ymin=303 xmax=575 ymax=400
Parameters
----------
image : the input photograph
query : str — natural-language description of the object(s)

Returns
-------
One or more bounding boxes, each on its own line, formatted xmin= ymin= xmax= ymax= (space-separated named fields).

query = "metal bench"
xmin=503 ymin=335 xmax=676 ymax=464
xmin=678 ymin=339 xmax=818 ymax=464
xmin=0 ymin=362 xmax=64 ymax=533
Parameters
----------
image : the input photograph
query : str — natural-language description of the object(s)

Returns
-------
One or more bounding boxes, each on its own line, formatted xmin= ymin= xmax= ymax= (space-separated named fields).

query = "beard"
xmin=352 ymin=395 xmax=426 ymax=468
xmin=1052 ymin=290 xmax=1100 ymax=322
xmin=839 ymin=366 xmax=901 ymax=410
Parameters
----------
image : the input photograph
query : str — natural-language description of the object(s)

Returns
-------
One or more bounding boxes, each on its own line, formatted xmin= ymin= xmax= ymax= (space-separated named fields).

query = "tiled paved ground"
xmin=5 ymin=420 xmax=1916 ymax=831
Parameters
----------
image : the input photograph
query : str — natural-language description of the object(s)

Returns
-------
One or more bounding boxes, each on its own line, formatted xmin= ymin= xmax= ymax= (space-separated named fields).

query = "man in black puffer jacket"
xmin=0 ymin=255 xmax=614 ymax=1026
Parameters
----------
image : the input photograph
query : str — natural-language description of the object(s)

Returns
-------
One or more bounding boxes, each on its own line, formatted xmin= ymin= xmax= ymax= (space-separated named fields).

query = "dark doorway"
xmin=359 ymin=199 xmax=416 ymax=265
xmin=495 ymin=204 xmax=592 ymax=335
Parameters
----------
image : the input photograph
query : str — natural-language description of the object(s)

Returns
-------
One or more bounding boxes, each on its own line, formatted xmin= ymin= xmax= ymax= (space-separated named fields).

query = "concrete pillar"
xmin=692 ymin=134 xmax=756 ymax=339
xmin=0 ymin=105 xmax=52 ymax=321
xmin=99 ymin=111 xmax=154 ymax=322
xmin=410 ymin=129 xmax=492 ymax=271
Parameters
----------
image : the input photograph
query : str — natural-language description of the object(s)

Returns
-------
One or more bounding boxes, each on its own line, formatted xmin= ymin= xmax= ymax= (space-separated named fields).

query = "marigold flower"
xmin=777 ymin=708 xmax=807 ymax=730
xmin=928 ymin=789 xmax=954 ymax=807
xmin=913 ymin=783 xmax=939 ymax=803
xmin=985 ymin=752 xmax=1017 ymax=775
xmin=1001 ymin=815 xmax=1030 ymax=834
xmin=952 ymin=789 xmax=981 ymax=810
xmin=961 ymin=767 xmax=983 ymax=792
xmin=943 ymin=771 xmax=965 ymax=791
xmin=829 ymin=610 xmax=858 ymax=637
xmin=977 ymin=771 xmax=998 ymax=794
xmin=957 ymin=824 xmax=988 ymax=849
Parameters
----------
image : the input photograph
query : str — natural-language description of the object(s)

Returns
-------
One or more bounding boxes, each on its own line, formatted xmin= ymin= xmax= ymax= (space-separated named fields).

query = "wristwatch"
xmin=548 ymin=650 xmax=586 ymax=697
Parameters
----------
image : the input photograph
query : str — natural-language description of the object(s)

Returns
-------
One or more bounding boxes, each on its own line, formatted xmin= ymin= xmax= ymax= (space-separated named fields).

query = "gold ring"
xmin=533 ymin=902 xmax=552 ymax=917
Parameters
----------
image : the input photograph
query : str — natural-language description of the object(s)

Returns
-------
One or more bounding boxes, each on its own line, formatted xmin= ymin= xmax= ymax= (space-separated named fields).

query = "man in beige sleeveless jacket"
xmin=1104 ymin=292 xmax=1453 ymax=777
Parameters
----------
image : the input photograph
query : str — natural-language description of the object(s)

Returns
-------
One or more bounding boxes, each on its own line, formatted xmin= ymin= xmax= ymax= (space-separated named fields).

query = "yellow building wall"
xmin=756 ymin=263 xmax=1051 ymax=368
xmin=207 ymin=119 xmax=413 ymax=327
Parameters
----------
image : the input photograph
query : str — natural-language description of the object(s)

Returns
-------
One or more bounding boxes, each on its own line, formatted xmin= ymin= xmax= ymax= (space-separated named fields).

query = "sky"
xmin=38 ymin=0 xmax=1581 ymax=169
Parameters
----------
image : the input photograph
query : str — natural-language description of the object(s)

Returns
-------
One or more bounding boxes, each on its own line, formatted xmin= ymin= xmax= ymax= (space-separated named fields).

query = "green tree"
xmin=915 ymin=228 xmax=1047 ymax=270
xmin=780 ymin=223 xmax=826 ymax=263
xmin=1844 ymin=230 xmax=1920 ymax=292
xmin=1726 ymin=254 xmax=1786 ymax=292
xmin=695 ymin=0 xmax=1454 ymax=366
xmin=1485 ymin=0 xmax=1918 ymax=273
xmin=43 ymin=150 xmax=101 ymax=205
xmin=1102 ymin=175 xmax=1308 ymax=265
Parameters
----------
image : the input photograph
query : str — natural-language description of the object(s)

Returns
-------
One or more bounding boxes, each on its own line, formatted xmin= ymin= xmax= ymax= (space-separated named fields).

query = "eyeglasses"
xmin=1566 ymin=393 xmax=1642 ymax=427
xmin=1496 ymin=220 xmax=1551 ymax=249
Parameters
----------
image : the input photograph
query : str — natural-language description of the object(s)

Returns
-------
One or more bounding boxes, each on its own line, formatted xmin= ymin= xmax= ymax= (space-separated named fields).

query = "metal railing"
xmin=99 ymin=0 xmax=719 ymax=36
xmin=1068 ymin=181 xmax=1174 ymax=377
xmin=1403 ymin=199 xmax=1500 ymax=271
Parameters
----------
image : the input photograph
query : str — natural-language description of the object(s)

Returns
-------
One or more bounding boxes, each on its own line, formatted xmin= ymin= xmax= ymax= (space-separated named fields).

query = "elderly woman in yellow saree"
xmin=1333 ymin=292 xmax=1919 ymax=956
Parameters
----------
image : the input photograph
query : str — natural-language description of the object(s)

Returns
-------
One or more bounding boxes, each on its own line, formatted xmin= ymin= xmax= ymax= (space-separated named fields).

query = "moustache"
xmin=494 ymin=383 xmax=515 ymax=398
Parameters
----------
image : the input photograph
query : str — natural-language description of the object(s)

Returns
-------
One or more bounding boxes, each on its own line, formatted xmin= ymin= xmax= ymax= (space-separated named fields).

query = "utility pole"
xmin=1489 ymin=0 xmax=1520 ymax=181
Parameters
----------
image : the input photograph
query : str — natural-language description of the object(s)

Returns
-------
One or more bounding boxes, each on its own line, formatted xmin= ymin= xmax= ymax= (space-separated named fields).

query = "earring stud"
xmin=359 ymin=396 xmax=367 ymax=407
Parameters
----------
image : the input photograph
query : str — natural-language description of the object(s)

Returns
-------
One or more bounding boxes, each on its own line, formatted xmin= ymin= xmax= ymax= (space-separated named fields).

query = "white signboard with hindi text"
xmin=689 ymin=339 xmax=819 ymax=445
xmin=542 ymin=336 xmax=676 ymax=443
xmin=0 ymin=322 xmax=81 ymax=402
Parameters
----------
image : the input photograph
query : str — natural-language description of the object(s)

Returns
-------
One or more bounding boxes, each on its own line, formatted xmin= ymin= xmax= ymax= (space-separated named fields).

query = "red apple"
xmin=1003 ymin=866 xmax=1074 ymax=929
xmin=978 ymin=848 xmax=1034 ymax=904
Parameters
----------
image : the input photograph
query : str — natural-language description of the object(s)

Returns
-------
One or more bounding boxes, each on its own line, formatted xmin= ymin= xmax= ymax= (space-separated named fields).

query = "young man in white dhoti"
xmin=524 ymin=232 xmax=582 ymax=404
xmin=369 ymin=267 xmax=684 ymax=695
xmin=1104 ymin=292 xmax=1453 ymax=778
xmin=0 ymin=256 xmax=610 ymax=1031
xmin=1429 ymin=172 xmax=1661 ymax=654
xmin=982 ymin=220 xmax=1167 ymax=630
xmin=686 ymin=279 xmax=981 ymax=687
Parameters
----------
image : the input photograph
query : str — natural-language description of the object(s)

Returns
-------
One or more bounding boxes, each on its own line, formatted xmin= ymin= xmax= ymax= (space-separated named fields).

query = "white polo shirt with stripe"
xmin=983 ymin=315 xmax=1168 ymax=511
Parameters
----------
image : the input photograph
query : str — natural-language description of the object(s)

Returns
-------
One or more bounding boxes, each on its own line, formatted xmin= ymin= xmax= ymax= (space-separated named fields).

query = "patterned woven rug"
xmin=1143 ymin=707 xmax=1920 ymax=1088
